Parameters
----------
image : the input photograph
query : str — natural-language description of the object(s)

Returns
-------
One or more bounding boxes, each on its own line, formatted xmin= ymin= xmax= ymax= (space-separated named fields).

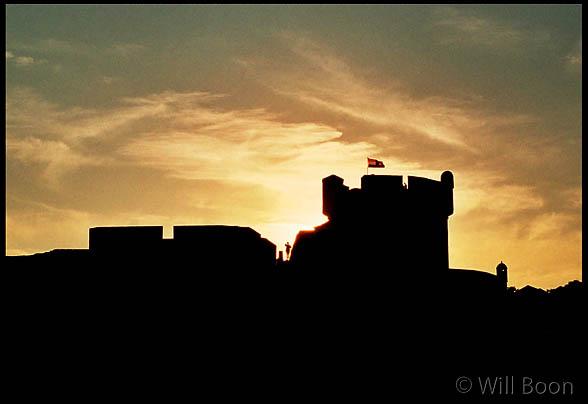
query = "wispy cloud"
xmin=7 ymin=137 xmax=94 ymax=186
xmin=258 ymin=33 xmax=488 ymax=150
xmin=112 ymin=92 xmax=386 ymax=209
xmin=246 ymin=32 xmax=541 ymax=163
xmin=431 ymin=6 xmax=552 ymax=48
xmin=6 ymin=88 xmax=384 ymax=224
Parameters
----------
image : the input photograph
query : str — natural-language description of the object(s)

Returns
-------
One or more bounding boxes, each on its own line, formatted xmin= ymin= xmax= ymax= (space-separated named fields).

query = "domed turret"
xmin=440 ymin=171 xmax=454 ymax=216
xmin=496 ymin=261 xmax=508 ymax=289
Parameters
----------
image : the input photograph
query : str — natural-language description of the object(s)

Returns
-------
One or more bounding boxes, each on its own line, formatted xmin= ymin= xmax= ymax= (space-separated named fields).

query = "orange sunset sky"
xmin=6 ymin=5 xmax=582 ymax=289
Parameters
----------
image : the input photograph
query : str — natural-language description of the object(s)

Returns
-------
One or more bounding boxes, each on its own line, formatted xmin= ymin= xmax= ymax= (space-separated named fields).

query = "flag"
xmin=367 ymin=158 xmax=385 ymax=168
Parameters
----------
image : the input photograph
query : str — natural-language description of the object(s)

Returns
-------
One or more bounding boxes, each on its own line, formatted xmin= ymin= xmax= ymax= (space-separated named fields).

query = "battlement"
xmin=323 ymin=171 xmax=454 ymax=222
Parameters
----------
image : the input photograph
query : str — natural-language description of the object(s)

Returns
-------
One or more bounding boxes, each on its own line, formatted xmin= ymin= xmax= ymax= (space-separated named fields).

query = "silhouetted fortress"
xmin=10 ymin=169 xmax=583 ymax=379
xmin=12 ymin=171 xmax=508 ymax=299
xmin=290 ymin=172 xmax=505 ymax=299
xmin=9 ymin=169 xmax=584 ymax=388
xmin=291 ymin=172 xmax=454 ymax=270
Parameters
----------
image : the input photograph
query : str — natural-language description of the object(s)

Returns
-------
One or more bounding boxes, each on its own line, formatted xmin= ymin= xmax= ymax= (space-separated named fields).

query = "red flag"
xmin=367 ymin=158 xmax=385 ymax=168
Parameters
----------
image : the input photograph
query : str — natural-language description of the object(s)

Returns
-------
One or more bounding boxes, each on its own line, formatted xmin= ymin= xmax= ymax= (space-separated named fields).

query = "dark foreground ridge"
xmin=7 ymin=171 xmax=584 ymax=399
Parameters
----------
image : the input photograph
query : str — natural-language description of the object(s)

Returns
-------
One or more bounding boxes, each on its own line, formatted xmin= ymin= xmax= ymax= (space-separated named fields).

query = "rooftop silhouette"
xmin=88 ymin=224 xmax=276 ymax=271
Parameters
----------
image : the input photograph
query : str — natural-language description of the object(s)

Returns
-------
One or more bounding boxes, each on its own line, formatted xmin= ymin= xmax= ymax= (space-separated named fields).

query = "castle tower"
xmin=322 ymin=175 xmax=349 ymax=221
xmin=291 ymin=170 xmax=455 ymax=275
xmin=496 ymin=261 xmax=508 ymax=289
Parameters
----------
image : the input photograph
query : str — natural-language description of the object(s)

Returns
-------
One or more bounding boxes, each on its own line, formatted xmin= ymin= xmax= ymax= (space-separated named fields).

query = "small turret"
xmin=496 ymin=261 xmax=508 ymax=289
xmin=322 ymin=175 xmax=349 ymax=220
xmin=441 ymin=171 xmax=454 ymax=216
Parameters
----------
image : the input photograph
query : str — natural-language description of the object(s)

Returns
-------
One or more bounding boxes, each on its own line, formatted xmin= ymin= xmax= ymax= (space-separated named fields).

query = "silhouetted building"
xmin=291 ymin=172 xmax=454 ymax=276
xmin=290 ymin=171 xmax=505 ymax=299
xmin=8 ymin=167 xmax=584 ymax=382
xmin=445 ymin=268 xmax=506 ymax=300
xmin=13 ymin=169 xmax=558 ymax=306
xmin=172 ymin=225 xmax=276 ymax=270
xmin=89 ymin=226 xmax=164 ymax=257
xmin=88 ymin=224 xmax=276 ymax=270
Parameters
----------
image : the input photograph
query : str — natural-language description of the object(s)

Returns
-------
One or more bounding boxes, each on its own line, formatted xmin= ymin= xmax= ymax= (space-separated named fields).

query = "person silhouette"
xmin=285 ymin=242 xmax=291 ymax=260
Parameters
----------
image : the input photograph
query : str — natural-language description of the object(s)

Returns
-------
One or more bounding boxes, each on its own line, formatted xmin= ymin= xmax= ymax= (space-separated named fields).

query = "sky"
xmin=5 ymin=5 xmax=582 ymax=289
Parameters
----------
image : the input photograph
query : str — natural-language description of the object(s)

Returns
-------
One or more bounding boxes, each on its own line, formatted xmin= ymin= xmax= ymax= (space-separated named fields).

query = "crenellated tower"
xmin=292 ymin=171 xmax=455 ymax=276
